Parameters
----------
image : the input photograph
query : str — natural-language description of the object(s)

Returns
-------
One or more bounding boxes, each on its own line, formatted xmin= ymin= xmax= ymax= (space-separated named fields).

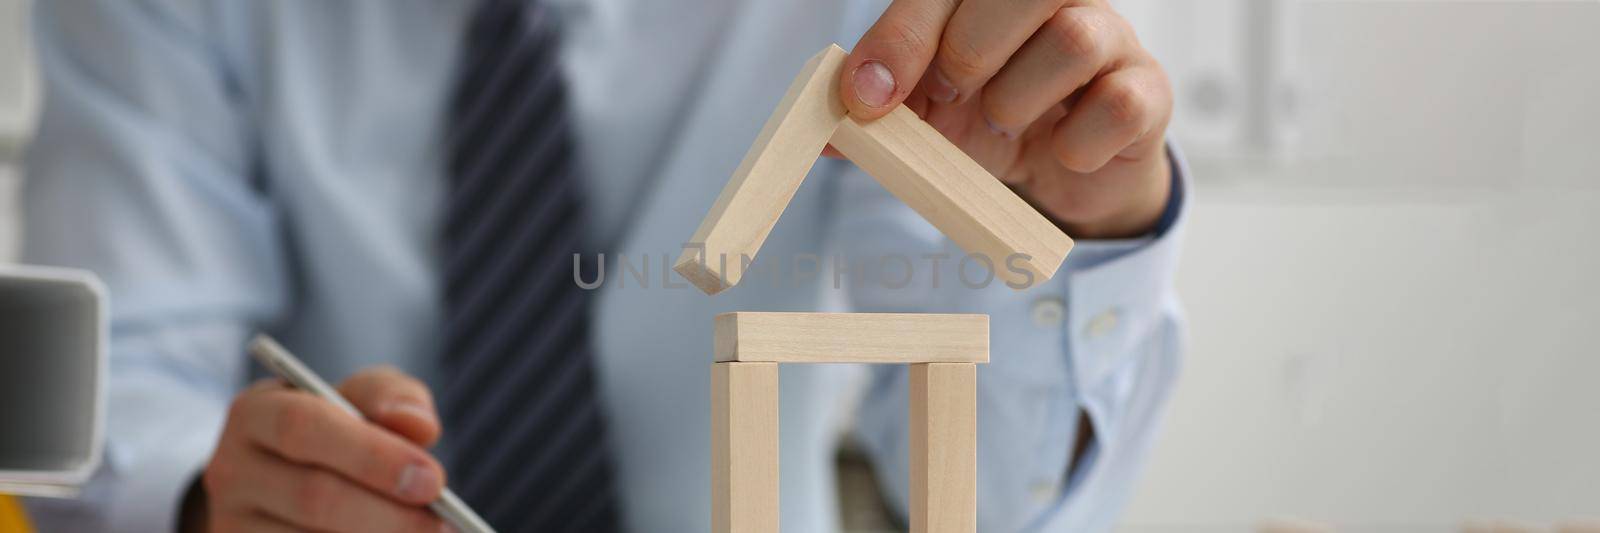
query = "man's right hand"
xmin=193 ymin=366 xmax=451 ymax=532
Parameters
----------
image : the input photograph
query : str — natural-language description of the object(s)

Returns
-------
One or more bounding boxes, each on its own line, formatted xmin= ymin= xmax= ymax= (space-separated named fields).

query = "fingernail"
xmin=386 ymin=400 xmax=437 ymax=425
xmin=440 ymin=523 xmax=458 ymax=533
xmin=852 ymin=61 xmax=895 ymax=108
xmin=927 ymin=69 xmax=958 ymax=103
xmin=985 ymin=115 xmax=1018 ymax=140
xmin=396 ymin=464 xmax=440 ymax=501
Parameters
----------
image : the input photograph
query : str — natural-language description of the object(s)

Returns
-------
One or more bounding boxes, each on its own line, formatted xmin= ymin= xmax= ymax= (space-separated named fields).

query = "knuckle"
xmin=1097 ymin=78 xmax=1149 ymax=126
xmin=356 ymin=365 xmax=431 ymax=405
xmin=225 ymin=391 xmax=257 ymax=423
xmin=882 ymin=18 xmax=938 ymax=60
xmin=1059 ymin=150 xmax=1101 ymax=174
xmin=402 ymin=511 xmax=443 ymax=533
xmin=360 ymin=365 xmax=407 ymax=387
xmin=1045 ymin=8 xmax=1106 ymax=61
xmin=293 ymin=471 xmax=341 ymax=525
xmin=273 ymin=399 xmax=317 ymax=456
xmin=980 ymin=99 xmax=1024 ymax=133
xmin=202 ymin=457 xmax=234 ymax=494
xmin=387 ymin=374 xmax=430 ymax=402
xmin=936 ymin=33 xmax=988 ymax=78
xmin=209 ymin=516 xmax=239 ymax=531
xmin=354 ymin=437 xmax=395 ymax=484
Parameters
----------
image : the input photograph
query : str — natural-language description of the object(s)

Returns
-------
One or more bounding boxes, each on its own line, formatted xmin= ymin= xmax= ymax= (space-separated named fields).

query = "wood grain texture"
xmin=1556 ymin=520 xmax=1600 ymax=533
xmin=714 ymin=312 xmax=988 ymax=364
xmin=830 ymin=105 xmax=1074 ymax=289
xmin=711 ymin=362 xmax=779 ymax=533
xmin=910 ymin=363 xmax=977 ymax=533
xmin=673 ymin=44 xmax=849 ymax=295
xmin=1257 ymin=517 xmax=1336 ymax=533
xmin=1462 ymin=521 xmax=1542 ymax=533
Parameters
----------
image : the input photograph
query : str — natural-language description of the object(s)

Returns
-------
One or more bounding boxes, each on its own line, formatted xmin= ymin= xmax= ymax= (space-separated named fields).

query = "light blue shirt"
xmin=20 ymin=1 xmax=1189 ymax=531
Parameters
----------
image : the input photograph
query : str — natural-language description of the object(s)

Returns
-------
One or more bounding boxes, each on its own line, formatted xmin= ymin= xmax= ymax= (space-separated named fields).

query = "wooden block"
xmin=1556 ymin=520 xmax=1600 ymax=533
xmin=830 ymin=105 xmax=1074 ymax=289
xmin=711 ymin=362 xmax=779 ymax=533
xmin=674 ymin=44 xmax=850 ymax=295
xmin=714 ymin=312 xmax=988 ymax=364
xmin=1462 ymin=520 xmax=1543 ymax=533
xmin=1258 ymin=517 xmax=1336 ymax=533
xmin=910 ymin=363 xmax=976 ymax=533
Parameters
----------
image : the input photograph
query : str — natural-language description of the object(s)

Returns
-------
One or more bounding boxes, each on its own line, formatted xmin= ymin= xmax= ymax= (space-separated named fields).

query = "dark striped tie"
xmin=440 ymin=0 xmax=621 ymax=531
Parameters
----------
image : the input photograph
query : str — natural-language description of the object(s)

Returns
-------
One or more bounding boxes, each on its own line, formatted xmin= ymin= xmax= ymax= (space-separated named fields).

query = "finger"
xmin=232 ymin=388 xmax=446 ymax=505
xmin=246 ymin=377 xmax=288 ymax=393
xmin=982 ymin=6 xmax=1134 ymax=138
xmin=841 ymin=0 xmax=961 ymax=119
xmin=1050 ymin=65 xmax=1171 ymax=173
xmin=1018 ymin=144 xmax=1171 ymax=237
xmin=903 ymin=81 xmax=933 ymax=119
xmin=210 ymin=511 xmax=304 ymax=533
xmin=929 ymin=0 xmax=1068 ymax=104
xmin=234 ymin=446 xmax=445 ymax=533
xmin=338 ymin=366 xmax=441 ymax=446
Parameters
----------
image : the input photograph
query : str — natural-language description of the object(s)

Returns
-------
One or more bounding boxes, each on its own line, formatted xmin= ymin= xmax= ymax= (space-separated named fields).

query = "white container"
xmin=0 ymin=165 xmax=19 ymax=262
xmin=0 ymin=264 xmax=106 ymax=498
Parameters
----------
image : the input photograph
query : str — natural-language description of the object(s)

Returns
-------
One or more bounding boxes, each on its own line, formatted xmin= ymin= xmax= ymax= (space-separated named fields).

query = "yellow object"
xmin=0 ymin=495 xmax=33 ymax=533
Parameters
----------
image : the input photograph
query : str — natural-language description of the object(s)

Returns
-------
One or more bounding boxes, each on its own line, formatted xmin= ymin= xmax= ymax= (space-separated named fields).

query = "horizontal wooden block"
xmin=1258 ymin=517 xmax=1336 ymax=533
xmin=714 ymin=312 xmax=988 ymax=364
xmin=674 ymin=44 xmax=850 ymax=295
xmin=1462 ymin=520 xmax=1542 ymax=533
xmin=831 ymin=105 xmax=1074 ymax=289
xmin=910 ymin=363 xmax=976 ymax=533
xmin=1557 ymin=520 xmax=1600 ymax=533
xmin=711 ymin=362 xmax=779 ymax=533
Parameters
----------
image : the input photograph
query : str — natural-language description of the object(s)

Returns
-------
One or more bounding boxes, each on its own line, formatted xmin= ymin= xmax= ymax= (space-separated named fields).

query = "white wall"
xmin=0 ymin=0 xmax=31 ymax=263
xmin=1120 ymin=1 xmax=1600 ymax=530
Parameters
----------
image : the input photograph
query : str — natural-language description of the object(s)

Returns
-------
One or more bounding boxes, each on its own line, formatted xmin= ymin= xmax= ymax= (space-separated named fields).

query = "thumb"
xmin=840 ymin=0 xmax=959 ymax=119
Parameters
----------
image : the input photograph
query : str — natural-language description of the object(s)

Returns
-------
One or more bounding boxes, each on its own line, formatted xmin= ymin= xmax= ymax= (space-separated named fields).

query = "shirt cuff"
xmin=104 ymin=373 xmax=226 ymax=533
xmin=1149 ymin=142 xmax=1187 ymax=238
xmin=1058 ymin=139 xmax=1189 ymax=450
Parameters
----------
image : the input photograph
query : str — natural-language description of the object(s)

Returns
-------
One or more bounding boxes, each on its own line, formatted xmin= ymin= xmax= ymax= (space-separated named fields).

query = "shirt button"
xmin=1085 ymin=308 xmax=1120 ymax=339
xmin=1030 ymin=297 xmax=1066 ymax=328
xmin=1029 ymin=481 xmax=1058 ymax=503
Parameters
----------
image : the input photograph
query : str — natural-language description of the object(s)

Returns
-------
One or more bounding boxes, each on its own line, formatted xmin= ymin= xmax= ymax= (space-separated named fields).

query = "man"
xmin=22 ymin=0 xmax=1186 ymax=531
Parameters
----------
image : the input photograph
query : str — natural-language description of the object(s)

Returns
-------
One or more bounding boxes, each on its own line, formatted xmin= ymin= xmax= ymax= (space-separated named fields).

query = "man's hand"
xmin=194 ymin=367 xmax=449 ymax=532
xmin=840 ymin=0 xmax=1173 ymax=239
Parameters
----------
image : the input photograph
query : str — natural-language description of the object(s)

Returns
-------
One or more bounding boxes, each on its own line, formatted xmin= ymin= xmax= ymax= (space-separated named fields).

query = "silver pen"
xmin=248 ymin=334 xmax=496 ymax=533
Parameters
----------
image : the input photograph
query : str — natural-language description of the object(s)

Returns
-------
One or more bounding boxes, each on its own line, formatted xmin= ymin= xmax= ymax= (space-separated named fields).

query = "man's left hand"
xmin=841 ymin=0 xmax=1173 ymax=239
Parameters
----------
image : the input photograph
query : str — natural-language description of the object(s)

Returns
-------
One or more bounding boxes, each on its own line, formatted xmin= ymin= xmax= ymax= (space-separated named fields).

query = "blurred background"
xmin=2 ymin=1 xmax=1596 ymax=531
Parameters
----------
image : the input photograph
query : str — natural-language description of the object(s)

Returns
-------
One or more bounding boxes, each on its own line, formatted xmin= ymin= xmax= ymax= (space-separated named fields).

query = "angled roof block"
xmin=673 ymin=45 xmax=851 ymax=294
xmin=674 ymin=43 xmax=1075 ymax=295
xmin=830 ymin=107 xmax=1074 ymax=289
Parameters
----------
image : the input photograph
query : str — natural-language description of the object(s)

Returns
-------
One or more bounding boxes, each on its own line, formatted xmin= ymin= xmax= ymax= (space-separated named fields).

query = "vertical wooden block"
xmin=910 ymin=363 xmax=977 ymax=533
xmin=712 ymin=362 xmax=780 ymax=533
